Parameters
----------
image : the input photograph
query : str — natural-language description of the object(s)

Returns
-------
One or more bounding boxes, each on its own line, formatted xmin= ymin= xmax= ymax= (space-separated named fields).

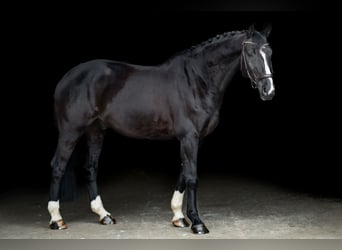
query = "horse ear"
xmin=247 ymin=24 xmax=255 ymax=37
xmin=261 ymin=23 xmax=272 ymax=38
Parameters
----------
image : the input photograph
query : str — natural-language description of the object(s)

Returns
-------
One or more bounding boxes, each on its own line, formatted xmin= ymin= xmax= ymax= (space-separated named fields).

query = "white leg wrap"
xmin=171 ymin=190 xmax=185 ymax=221
xmin=90 ymin=195 xmax=110 ymax=221
xmin=48 ymin=200 xmax=62 ymax=223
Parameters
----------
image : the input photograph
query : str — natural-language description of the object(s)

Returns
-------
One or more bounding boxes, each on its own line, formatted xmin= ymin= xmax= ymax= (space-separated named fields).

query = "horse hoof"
xmin=191 ymin=224 xmax=209 ymax=234
xmin=172 ymin=218 xmax=190 ymax=228
xmin=100 ymin=214 xmax=116 ymax=225
xmin=50 ymin=220 xmax=67 ymax=230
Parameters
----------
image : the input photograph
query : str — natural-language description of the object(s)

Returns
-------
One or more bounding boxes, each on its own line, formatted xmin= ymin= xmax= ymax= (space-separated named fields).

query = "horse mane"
xmin=189 ymin=30 xmax=245 ymax=52
xmin=167 ymin=30 xmax=246 ymax=61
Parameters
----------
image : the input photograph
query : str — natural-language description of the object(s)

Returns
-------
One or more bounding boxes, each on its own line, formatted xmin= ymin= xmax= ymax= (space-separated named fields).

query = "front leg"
xmin=179 ymin=133 xmax=209 ymax=234
xmin=171 ymin=172 xmax=189 ymax=228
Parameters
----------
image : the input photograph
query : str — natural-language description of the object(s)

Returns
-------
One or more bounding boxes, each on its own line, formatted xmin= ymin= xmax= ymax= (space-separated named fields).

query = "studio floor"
xmin=1 ymin=171 xmax=341 ymax=239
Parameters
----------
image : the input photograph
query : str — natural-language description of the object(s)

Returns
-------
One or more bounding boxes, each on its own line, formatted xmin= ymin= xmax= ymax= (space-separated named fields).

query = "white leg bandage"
xmin=171 ymin=190 xmax=185 ymax=221
xmin=48 ymin=200 xmax=62 ymax=223
xmin=90 ymin=195 xmax=110 ymax=221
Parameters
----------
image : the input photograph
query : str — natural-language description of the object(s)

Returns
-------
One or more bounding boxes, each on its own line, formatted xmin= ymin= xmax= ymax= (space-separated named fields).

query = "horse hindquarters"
xmin=48 ymin=67 xmax=98 ymax=229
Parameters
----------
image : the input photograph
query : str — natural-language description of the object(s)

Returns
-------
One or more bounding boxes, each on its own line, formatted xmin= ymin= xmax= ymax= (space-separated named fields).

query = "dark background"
xmin=3 ymin=2 xmax=340 ymax=197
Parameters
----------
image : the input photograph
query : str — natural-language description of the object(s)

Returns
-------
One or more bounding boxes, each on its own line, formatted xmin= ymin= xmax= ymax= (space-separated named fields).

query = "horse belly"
xmin=104 ymin=110 xmax=175 ymax=139
xmin=101 ymin=89 xmax=176 ymax=139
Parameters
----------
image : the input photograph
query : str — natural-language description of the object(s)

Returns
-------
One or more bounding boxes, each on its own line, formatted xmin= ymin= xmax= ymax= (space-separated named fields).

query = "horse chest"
xmin=185 ymin=105 xmax=219 ymax=137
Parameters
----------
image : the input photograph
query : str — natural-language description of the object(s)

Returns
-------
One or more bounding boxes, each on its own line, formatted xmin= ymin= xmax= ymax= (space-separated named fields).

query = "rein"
xmin=241 ymin=41 xmax=273 ymax=88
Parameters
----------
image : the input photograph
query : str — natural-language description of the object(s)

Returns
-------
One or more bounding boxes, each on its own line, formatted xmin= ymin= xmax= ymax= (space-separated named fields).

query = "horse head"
xmin=241 ymin=24 xmax=275 ymax=101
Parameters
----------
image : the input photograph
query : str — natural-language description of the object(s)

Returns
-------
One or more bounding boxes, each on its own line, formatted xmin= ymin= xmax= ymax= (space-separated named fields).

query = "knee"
xmin=185 ymin=178 xmax=198 ymax=188
xmin=51 ymin=167 xmax=66 ymax=181
xmin=86 ymin=175 xmax=97 ymax=183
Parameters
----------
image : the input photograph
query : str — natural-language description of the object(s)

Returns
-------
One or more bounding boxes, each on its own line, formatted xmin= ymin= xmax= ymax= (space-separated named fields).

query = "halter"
xmin=241 ymin=41 xmax=273 ymax=88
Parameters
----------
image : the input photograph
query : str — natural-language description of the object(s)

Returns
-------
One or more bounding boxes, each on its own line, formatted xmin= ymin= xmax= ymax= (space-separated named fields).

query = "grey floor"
xmin=1 ymin=171 xmax=342 ymax=239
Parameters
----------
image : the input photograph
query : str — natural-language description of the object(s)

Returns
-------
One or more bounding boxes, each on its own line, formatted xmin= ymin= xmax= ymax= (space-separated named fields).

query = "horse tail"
xmin=59 ymin=143 xmax=82 ymax=202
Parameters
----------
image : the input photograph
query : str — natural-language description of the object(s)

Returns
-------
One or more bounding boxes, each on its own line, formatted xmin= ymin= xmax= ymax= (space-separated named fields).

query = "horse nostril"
xmin=269 ymin=90 xmax=275 ymax=97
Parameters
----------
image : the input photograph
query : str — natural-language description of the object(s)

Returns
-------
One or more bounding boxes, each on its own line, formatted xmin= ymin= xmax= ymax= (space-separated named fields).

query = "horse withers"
xmin=48 ymin=24 xmax=274 ymax=234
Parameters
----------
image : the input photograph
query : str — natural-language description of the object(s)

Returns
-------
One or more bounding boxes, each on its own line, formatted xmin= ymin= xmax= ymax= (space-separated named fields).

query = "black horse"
xmin=48 ymin=24 xmax=274 ymax=234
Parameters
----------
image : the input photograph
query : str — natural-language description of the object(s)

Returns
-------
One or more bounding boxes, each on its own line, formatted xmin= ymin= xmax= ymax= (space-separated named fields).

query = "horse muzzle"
xmin=258 ymin=78 xmax=275 ymax=101
xmin=260 ymin=90 xmax=275 ymax=101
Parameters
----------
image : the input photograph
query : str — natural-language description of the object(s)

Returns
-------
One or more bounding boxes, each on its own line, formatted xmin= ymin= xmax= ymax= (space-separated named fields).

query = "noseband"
xmin=241 ymin=41 xmax=273 ymax=88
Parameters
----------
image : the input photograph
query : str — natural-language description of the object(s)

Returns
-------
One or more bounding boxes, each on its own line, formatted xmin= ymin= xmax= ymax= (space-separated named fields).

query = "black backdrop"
xmin=3 ymin=7 xmax=340 ymax=196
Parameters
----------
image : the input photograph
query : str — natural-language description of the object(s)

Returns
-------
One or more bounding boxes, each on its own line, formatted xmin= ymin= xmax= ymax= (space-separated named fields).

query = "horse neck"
xmin=186 ymin=32 xmax=246 ymax=106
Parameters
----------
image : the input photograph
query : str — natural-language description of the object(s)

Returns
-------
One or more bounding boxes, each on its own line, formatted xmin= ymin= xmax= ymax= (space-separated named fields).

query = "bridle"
xmin=241 ymin=41 xmax=273 ymax=88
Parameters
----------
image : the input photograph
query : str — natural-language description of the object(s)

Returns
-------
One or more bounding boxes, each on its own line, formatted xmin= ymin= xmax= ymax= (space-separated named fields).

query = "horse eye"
xmin=246 ymin=48 xmax=254 ymax=55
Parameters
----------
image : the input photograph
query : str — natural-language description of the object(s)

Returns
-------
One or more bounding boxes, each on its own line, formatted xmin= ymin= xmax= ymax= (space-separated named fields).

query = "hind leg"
xmin=48 ymin=130 xmax=82 ymax=229
xmin=85 ymin=123 xmax=115 ymax=225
